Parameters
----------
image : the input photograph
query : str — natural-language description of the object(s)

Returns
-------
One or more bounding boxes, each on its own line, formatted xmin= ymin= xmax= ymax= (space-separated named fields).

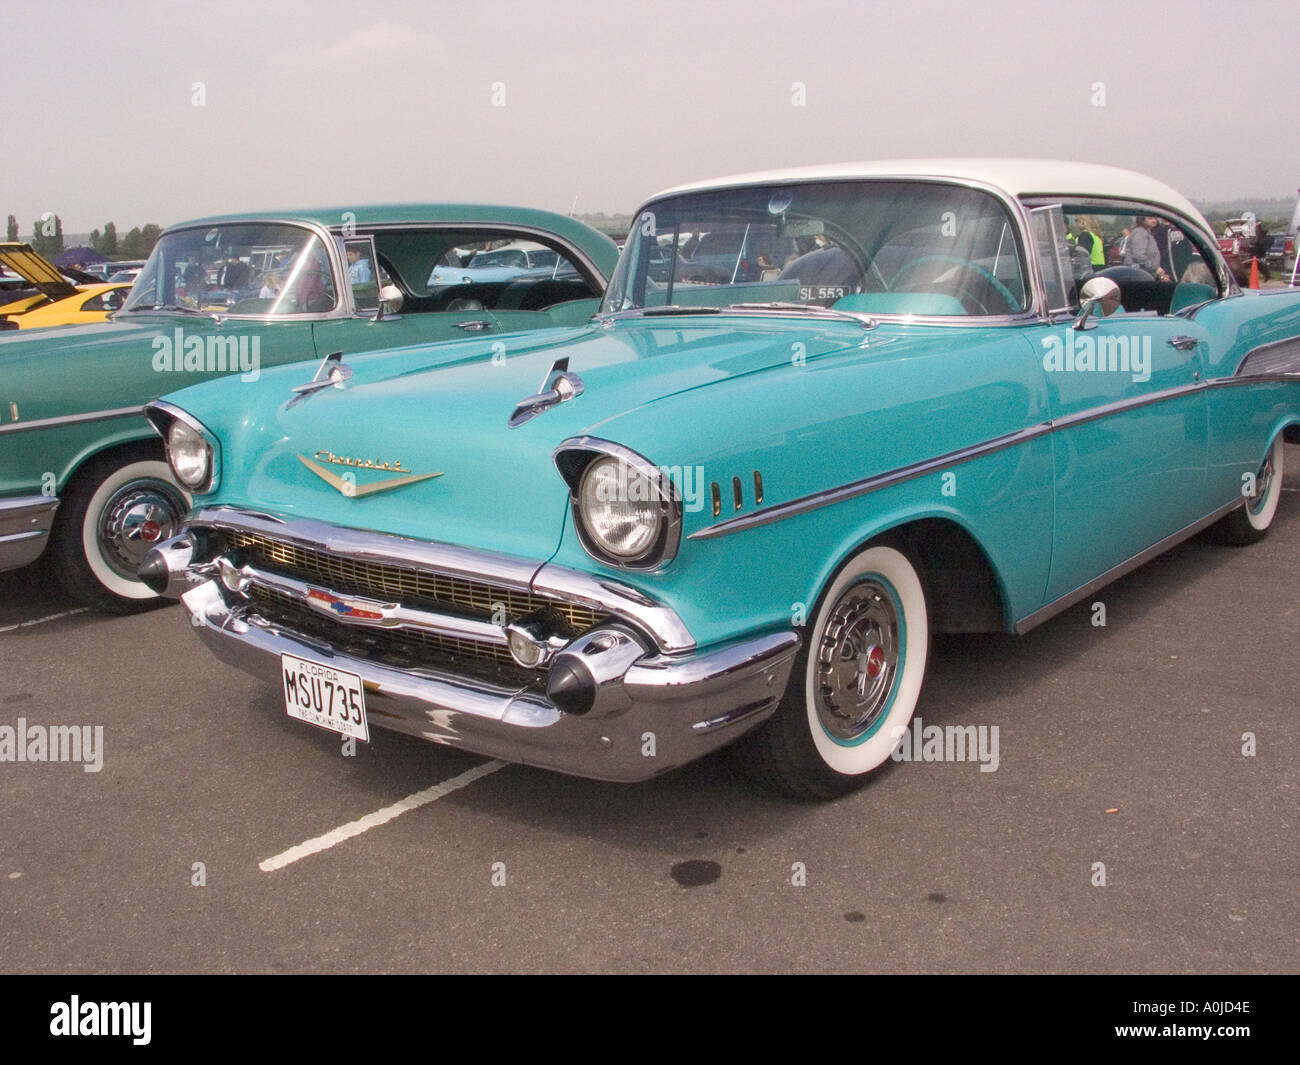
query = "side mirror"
xmin=1073 ymin=276 xmax=1121 ymax=330
xmin=376 ymin=284 xmax=404 ymax=320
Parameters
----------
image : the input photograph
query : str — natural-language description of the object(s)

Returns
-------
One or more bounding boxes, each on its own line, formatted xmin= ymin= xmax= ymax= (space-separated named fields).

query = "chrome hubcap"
xmin=98 ymin=480 xmax=186 ymax=579
xmin=815 ymin=579 xmax=901 ymax=742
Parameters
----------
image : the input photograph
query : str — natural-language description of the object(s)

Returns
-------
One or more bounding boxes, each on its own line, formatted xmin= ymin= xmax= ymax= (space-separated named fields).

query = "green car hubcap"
xmin=98 ymin=480 xmax=187 ymax=580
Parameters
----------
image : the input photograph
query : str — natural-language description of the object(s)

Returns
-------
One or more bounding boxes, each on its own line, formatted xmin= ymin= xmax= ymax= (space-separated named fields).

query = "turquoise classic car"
xmin=0 ymin=205 xmax=617 ymax=610
xmin=139 ymin=161 xmax=1300 ymax=799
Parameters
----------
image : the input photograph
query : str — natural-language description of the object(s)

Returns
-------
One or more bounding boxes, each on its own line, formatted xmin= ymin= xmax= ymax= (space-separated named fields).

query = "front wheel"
xmin=50 ymin=445 xmax=191 ymax=613
xmin=732 ymin=544 xmax=930 ymax=800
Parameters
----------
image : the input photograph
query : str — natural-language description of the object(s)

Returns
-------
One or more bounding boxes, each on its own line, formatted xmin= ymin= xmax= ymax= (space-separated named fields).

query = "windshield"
xmin=123 ymin=222 xmax=337 ymax=315
xmin=601 ymin=180 xmax=1030 ymax=318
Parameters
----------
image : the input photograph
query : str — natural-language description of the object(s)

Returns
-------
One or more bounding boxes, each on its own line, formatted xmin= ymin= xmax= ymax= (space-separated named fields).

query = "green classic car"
xmin=140 ymin=161 xmax=1300 ymax=799
xmin=0 ymin=205 xmax=617 ymax=610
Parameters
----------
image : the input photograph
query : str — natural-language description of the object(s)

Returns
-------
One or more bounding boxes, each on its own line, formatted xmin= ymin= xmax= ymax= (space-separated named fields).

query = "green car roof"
xmin=168 ymin=203 xmax=620 ymax=270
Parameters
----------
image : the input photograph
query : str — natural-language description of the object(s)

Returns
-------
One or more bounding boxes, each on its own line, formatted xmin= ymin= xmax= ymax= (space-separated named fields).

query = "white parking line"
xmin=0 ymin=608 xmax=89 ymax=634
xmin=258 ymin=759 xmax=507 ymax=872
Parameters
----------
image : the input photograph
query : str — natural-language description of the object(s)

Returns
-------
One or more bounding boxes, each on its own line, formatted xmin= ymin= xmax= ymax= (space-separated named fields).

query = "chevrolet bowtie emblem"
xmin=298 ymin=454 xmax=441 ymax=498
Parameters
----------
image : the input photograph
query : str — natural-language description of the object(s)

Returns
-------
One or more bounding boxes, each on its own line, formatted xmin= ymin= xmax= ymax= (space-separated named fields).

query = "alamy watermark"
xmin=0 ymin=718 xmax=103 ymax=772
xmin=594 ymin=463 xmax=707 ymax=513
xmin=1042 ymin=329 xmax=1150 ymax=383
xmin=50 ymin=996 xmax=150 ymax=1045
xmin=890 ymin=716 xmax=1000 ymax=772
xmin=151 ymin=327 xmax=260 ymax=382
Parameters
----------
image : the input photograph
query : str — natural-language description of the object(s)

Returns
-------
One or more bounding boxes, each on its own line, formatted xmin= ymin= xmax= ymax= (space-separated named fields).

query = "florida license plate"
xmin=281 ymin=653 xmax=369 ymax=742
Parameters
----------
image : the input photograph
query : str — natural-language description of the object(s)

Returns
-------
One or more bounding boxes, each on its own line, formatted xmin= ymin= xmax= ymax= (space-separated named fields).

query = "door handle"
xmin=454 ymin=320 xmax=493 ymax=332
xmin=1167 ymin=335 xmax=1198 ymax=351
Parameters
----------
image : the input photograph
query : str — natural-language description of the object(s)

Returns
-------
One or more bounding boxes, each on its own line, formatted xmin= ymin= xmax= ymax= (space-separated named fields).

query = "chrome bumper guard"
xmin=0 ymin=495 xmax=59 ymax=572
xmin=181 ymin=579 xmax=799 ymax=782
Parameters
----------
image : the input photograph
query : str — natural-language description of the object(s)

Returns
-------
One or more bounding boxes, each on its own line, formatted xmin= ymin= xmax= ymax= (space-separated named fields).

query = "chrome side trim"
xmin=1049 ymin=382 xmax=1206 ymax=433
xmin=690 ymin=422 xmax=1052 ymax=541
xmin=691 ymin=379 xmax=1219 ymax=541
xmin=185 ymin=507 xmax=697 ymax=654
xmin=1013 ymin=498 xmax=1242 ymax=635
xmin=1208 ymin=373 xmax=1300 ymax=388
xmin=0 ymin=405 xmax=145 ymax=436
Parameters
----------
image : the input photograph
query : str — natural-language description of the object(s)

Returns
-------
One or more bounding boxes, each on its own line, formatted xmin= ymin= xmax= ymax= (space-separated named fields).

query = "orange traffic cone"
xmin=1249 ymin=256 xmax=1260 ymax=289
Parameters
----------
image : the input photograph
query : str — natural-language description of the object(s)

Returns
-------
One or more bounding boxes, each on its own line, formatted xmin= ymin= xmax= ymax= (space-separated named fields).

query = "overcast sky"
xmin=6 ymin=0 xmax=1299 ymax=233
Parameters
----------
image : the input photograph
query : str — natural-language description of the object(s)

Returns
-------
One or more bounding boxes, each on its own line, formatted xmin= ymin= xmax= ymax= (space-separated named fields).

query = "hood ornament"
xmin=287 ymin=351 xmax=353 ymax=408
xmin=508 ymin=357 xmax=584 ymax=428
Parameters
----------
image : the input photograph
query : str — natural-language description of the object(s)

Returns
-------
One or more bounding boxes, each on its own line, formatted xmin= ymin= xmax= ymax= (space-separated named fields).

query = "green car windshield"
xmin=601 ymin=180 xmax=1030 ymax=318
xmin=123 ymin=222 xmax=336 ymax=316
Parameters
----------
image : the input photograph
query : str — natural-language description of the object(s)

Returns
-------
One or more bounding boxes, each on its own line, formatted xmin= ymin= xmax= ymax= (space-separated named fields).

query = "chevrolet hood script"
xmin=298 ymin=453 xmax=441 ymax=498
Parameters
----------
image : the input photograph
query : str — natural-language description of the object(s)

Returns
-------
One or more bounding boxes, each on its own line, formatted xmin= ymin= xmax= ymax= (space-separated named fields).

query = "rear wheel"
xmin=732 ymin=544 xmax=930 ymax=800
xmin=1205 ymin=435 xmax=1285 ymax=546
xmin=50 ymin=445 xmax=190 ymax=613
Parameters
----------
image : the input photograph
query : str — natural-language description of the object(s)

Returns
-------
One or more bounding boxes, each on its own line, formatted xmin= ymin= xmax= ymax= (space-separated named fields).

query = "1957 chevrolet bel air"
xmin=139 ymin=160 xmax=1300 ymax=799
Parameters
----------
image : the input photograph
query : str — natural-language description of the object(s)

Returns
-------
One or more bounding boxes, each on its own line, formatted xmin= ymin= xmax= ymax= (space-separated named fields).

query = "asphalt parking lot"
xmin=1 ymin=451 xmax=1297 ymax=974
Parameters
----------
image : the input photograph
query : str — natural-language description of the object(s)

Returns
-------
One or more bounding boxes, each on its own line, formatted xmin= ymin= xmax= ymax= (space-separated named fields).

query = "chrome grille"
xmin=222 ymin=530 xmax=605 ymax=631
xmin=246 ymin=585 xmax=538 ymax=687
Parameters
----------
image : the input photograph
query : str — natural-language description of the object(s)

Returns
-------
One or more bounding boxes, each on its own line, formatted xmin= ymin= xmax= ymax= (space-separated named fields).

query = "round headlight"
xmin=168 ymin=420 xmax=210 ymax=488
xmin=577 ymin=456 xmax=663 ymax=562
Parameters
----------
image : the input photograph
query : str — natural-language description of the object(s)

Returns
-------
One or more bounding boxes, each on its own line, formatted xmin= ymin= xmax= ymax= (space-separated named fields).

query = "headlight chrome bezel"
xmin=554 ymin=438 xmax=682 ymax=570
xmin=145 ymin=400 xmax=220 ymax=494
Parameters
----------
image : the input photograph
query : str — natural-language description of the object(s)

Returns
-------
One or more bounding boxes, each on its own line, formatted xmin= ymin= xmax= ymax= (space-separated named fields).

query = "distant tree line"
xmin=4 ymin=212 xmax=162 ymax=260
xmin=88 ymin=221 xmax=163 ymax=260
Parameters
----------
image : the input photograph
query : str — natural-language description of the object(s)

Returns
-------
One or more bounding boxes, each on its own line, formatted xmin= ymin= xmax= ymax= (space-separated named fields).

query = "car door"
xmin=1028 ymin=206 xmax=1209 ymax=603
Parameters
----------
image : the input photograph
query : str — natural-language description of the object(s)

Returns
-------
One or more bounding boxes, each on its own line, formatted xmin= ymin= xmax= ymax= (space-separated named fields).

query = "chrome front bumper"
xmin=181 ymin=578 xmax=800 ymax=782
xmin=0 ymin=495 xmax=59 ymax=572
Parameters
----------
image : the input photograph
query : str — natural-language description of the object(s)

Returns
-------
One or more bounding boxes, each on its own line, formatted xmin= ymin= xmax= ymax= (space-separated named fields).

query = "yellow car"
xmin=3 ymin=282 xmax=133 ymax=329
xmin=0 ymin=242 xmax=129 ymax=327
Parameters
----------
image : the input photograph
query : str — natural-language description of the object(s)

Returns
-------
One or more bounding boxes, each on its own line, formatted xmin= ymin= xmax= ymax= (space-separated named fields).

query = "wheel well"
xmin=877 ymin=518 xmax=1008 ymax=634
xmin=58 ymin=438 xmax=166 ymax=516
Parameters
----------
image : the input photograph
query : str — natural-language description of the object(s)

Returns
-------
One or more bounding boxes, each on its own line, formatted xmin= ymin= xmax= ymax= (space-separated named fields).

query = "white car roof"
xmin=655 ymin=158 xmax=1211 ymax=234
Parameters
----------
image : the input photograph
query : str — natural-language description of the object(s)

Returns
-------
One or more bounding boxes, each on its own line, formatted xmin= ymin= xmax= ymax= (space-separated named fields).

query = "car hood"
xmin=167 ymin=316 xmax=900 ymax=559
xmin=0 ymin=243 xmax=80 ymax=301
xmin=171 ymin=314 xmax=1044 ymax=561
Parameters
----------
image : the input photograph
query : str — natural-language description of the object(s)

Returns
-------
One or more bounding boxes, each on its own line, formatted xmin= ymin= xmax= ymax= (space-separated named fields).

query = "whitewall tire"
xmin=51 ymin=446 xmax=190 ymax=612
xmin=733 ymin=543 xmax=930 ymax=800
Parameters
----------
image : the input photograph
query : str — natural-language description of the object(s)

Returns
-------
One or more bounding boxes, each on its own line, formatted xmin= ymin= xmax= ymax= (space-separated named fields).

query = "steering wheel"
xmin=889 ymin=255 xmax=1021 ymax=314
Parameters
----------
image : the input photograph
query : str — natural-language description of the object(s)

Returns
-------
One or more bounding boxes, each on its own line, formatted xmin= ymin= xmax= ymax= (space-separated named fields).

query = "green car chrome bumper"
xmin=0 ymin=495 xmax=59 ymax=572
